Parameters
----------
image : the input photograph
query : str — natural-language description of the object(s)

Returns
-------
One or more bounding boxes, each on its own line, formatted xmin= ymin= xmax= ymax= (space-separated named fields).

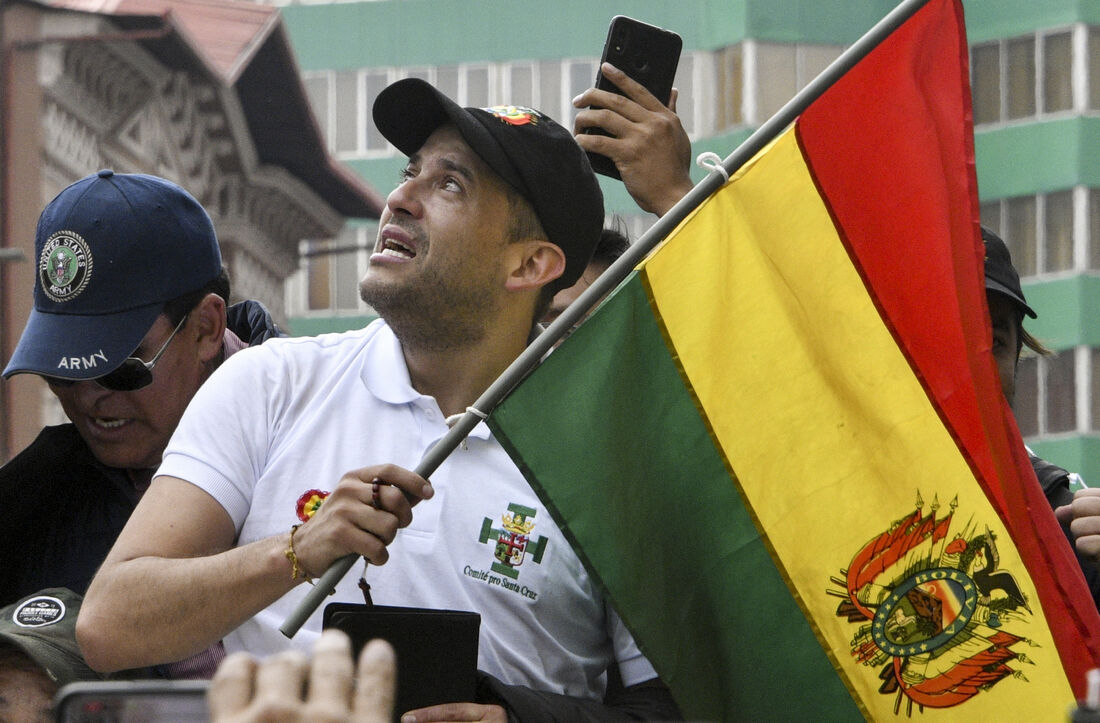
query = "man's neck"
xmin=126 ymin=466 xmax=155 ymax=494
xmin=400 ymin=320 xmax=530 ymax=418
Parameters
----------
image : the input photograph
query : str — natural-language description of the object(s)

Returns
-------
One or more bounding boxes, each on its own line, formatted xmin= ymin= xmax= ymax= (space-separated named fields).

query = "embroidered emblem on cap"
xmin=39 ymin=231 xmax=93 ymax=302
xmin=484 ymin=105 xmax=541 ymax=126
xmin=12 ymin=595 xmax=66 ymax=628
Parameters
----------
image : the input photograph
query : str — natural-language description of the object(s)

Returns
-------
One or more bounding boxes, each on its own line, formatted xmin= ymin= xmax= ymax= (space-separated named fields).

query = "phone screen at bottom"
xmin=55 ymin=681 xmax=208 ymax=723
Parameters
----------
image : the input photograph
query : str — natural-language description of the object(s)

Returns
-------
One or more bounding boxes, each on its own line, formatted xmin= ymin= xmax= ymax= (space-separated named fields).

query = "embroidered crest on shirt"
xmin=465 ymin=503 xmax=547 ymax=601
xmin=479 ymin=503 xmax=547 ymax=577
xmin=296 ymin=489 xmax=330 ymax=521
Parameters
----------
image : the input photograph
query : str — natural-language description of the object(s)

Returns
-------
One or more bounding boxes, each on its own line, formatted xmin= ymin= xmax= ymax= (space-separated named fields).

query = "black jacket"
xmin=0 ymin=300 xmax=282 ymax=606
xmin=1030 ymin=453 xmax=1100 ymax=611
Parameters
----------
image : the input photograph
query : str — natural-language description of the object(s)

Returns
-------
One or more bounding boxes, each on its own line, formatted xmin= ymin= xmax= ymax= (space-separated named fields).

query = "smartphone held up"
xmin=584 ymin=16 xmax=682 ymax=179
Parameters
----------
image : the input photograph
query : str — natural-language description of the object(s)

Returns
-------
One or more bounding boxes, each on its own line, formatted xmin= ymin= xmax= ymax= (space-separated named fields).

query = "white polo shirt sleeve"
xmin=158 ymin=342 xmax=282 ymax=528
xmin=607 ymin=604 xmax=659 ymax=686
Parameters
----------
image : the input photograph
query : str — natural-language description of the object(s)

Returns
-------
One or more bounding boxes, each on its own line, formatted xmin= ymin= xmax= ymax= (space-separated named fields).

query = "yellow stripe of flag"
xmin=643 ymin=127 xmax=1072 ymax=717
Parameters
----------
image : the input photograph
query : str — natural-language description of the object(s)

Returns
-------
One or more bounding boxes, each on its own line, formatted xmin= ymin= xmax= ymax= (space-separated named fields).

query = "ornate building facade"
xmin=0 ymin=0 xmax=383 ymax=460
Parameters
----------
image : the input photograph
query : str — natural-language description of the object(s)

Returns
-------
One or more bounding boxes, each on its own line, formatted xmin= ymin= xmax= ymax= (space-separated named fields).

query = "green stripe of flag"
xmin=490 ymin=275 xmax=860 ymax=721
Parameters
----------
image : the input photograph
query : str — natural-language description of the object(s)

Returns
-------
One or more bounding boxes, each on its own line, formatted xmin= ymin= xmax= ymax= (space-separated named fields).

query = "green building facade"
xmin=278 ymin=0 xmax=1100 ymax=481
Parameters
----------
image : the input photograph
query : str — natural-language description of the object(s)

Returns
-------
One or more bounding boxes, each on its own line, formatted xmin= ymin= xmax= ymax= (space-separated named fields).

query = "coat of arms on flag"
xmin=832 ymin=494 xmax=1038 ymax=714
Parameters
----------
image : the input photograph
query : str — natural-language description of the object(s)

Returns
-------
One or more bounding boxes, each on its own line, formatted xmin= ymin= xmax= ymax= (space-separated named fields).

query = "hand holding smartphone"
xmin=583 ymin=16 xmax=683 ymax=179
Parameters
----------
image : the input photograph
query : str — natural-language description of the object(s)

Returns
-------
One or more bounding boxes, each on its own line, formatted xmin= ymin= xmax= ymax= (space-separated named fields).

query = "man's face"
xmin=359 ymin=124 xmax=517 ymax=350
xmin=47 ymin=314 xmax=207 ymax=471
xmin=0 ymin=655 xmax=55 ymax=723
xmin=988 ymin=291 xmax=1021 ymax=406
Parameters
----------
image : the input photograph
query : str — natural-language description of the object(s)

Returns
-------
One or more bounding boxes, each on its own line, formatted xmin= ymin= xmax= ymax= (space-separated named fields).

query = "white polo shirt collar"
xmin=361 ymin=320 xmax=491 ymax=441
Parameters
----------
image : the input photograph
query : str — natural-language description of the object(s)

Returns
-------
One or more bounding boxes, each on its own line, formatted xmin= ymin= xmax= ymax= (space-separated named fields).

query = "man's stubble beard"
xmin=359 ymin=264 xmax=501 ymax=352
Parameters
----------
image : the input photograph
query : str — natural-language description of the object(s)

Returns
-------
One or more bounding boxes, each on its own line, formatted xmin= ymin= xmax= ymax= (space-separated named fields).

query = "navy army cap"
xmin=3 ymin=170 xmax=222 ymax=381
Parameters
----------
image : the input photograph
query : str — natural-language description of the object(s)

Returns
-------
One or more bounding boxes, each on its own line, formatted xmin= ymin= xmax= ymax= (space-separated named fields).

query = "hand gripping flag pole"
xmin=280 ymin=0 xmax=935 ymax=638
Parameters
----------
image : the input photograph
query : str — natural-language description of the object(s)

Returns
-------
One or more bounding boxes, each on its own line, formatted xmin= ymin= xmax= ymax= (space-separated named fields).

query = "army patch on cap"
xmin=12 ymin=595 xmax=66 ymax=628
xmin=39 ymin=231 xmax=93 ymax=302
xmin=484 ymin=105 xmax=541 ymax=126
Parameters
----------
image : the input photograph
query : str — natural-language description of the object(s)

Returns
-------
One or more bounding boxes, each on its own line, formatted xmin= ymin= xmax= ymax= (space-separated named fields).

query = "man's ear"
xmin=504 ymin=240 xmax=566 ymax=293
xmin=190 ymin=293 xmax=228 ymax=364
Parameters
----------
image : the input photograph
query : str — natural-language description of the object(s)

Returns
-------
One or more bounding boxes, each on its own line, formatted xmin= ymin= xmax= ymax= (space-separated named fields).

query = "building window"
xmin=1091 ymin=27 xmax=1100 ymax=110
xmin=972 ymin=26 xmax=1083 ymax=126
xmin=1004 ymin=195 xmax=1038 ymax=276
xmin=712 ymin=45 xmax=743 ymax=132
xmin=304 ymin=239 xmax=332 ymax=312
xmin=1015 ymin=354 xmax=1039 ymax=437
xmin=744 ymin=42 xmax=842 ymax=128
xmin=1043 ymin=189 xmax=1074 ymax=273
xmin=508 ymin=63 xmax=535 ymax=107
xmin=304 ymin=68 xmax=392 ymax=156
xmin=1042 ymin=31 xmax=1073 ymax=113
xmin=980 ymin=200 xmax=1001 ymax=237
xmin=983 ymin=189 xmax=1095 ymax=278
xmin=1017 ymin=347 xmax=1100 ymax=439
xmin=1091 ymin=349 xmax=1100 ymax=434
xmin=334 ymin=70 xmax=360 ymax=153
xmin=364 ymin=72 xmax=390 ymax=152
xmin=754 ymin=43 xmax=798 ymax=124
xmin=1044 ymin=349 xmax=1077 ymax=433
xmin=538 ymin=59 xmax=563 ymax=120
xmin=300 ymin=227 xmax=371 ymax=313
xmin=1091 ymin=189 xmax=1100 ymax=270
xmin=436 ymin=67 xmax=459 ymax=102
xmin=972 ymin=42 xmax=1000 ymax=125
xmin=1006 ymin=36 xmax=1037 ymax=120
xmin=463 ymin=65 xmax=490 ymax=108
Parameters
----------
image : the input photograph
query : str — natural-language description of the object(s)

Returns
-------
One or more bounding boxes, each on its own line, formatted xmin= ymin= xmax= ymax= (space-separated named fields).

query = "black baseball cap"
xmin=982 ymin=226 xmax=1036 ymax=319
xmin=372 ymin=78 xmax=604 ymax=292
xmin=3 ymin=170 xmax=222 ymax=381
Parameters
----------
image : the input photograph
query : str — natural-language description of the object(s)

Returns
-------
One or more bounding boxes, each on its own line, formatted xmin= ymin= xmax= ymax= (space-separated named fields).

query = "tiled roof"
xmin=40 ymin=0 xmax=384 ymax=217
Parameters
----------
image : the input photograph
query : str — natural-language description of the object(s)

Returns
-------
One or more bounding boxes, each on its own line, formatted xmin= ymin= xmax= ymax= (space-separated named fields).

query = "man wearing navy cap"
xmin=80 ymin=83 xmax=678 ymax=719
xmin=0 ymin=171 xmax=282 ymax=673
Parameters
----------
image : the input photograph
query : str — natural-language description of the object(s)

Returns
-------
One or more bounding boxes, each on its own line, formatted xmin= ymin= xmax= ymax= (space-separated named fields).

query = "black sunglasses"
xmin=47 ymin=314 xmax=189 ymax=392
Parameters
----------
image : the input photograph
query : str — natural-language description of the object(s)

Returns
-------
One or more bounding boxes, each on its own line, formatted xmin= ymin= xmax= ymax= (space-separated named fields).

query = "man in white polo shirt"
xmin=79 ymin=80 xmax=679 ymax=720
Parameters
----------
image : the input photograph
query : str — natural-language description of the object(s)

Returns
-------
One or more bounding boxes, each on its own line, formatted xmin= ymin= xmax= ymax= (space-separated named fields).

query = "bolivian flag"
xmin=488 ymin=0 xmax=1100 ymax=719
